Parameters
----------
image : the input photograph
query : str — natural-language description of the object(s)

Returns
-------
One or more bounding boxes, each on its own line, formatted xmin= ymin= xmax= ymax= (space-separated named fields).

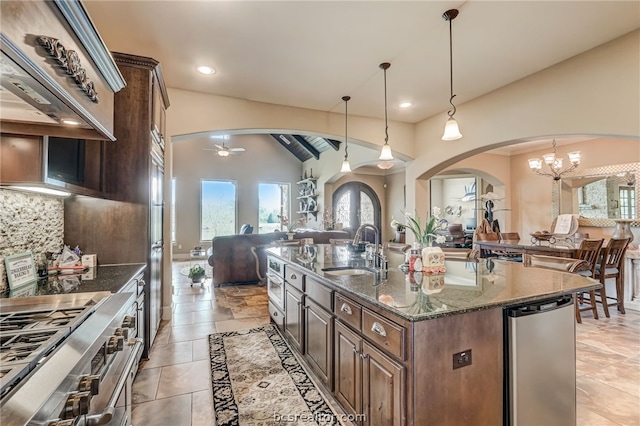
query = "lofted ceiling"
xmin=83 ymin=1 xmax=639 ymax=163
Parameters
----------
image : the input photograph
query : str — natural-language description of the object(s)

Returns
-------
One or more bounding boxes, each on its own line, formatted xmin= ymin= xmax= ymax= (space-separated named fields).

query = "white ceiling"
xmin=84 ymin=1 xmax=640 ymax=125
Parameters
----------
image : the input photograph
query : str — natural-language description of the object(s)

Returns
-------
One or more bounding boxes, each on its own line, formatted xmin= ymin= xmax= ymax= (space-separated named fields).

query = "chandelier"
xmin=527 ymin=139 xmax=581 ymax=180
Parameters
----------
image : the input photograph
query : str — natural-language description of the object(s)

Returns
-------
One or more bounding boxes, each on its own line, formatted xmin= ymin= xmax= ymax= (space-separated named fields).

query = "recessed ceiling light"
xmin=62 ymin=119 xmax=81 ymax=125
xmin=197 ymin=66 xmax=215 ymax=75
xmin=399 ymin=102 xmax=412 ymax=108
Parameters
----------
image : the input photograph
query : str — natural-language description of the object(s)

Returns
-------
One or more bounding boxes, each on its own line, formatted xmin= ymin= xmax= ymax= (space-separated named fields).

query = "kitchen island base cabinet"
xmin=304 ymin=298 xmax=333 ymax=387
xmin=335 ymin=321 xmax=405 ymax=426
xmin=284 ymin=284 xmax=304 ymax=353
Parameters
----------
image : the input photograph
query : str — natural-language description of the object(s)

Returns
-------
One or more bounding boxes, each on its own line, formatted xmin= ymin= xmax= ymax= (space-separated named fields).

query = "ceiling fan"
xmin=204 ymin=141 xmax=245 ymax=157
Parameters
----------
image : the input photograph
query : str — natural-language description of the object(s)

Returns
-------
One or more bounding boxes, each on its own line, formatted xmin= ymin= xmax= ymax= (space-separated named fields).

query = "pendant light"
xmin=442 ymin=9 xmax=462 ymax=141
xmin=378 ymin=62 xmax=394 ymax=168
xmin=340 ymin=95 xmax=352 ymax=173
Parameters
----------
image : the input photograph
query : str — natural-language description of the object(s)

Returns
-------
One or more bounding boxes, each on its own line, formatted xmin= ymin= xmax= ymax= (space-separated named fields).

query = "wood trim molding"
xmin=53 ymin=0 xmax=126 ymax=92
xmin=113 ymin=52 xmax=170 ymax=107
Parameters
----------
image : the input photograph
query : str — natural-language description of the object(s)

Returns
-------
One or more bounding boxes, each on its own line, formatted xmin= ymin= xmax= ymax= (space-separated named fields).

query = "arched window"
xmin=332 ymin=182 xmax=381 ymax=239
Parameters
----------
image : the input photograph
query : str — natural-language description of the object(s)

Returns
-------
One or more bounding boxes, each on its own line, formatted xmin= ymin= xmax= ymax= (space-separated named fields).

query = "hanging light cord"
xmin=381 ymin=63 xmax=390 ymax=145
xmin=343 ymin=96 xmax=350 ymax=160
xmin=447 ymin=12 xmax=457 ymax=119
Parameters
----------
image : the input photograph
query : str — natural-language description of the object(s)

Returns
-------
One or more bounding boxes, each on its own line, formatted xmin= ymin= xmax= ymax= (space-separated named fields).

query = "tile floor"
xmin=131 ymin=261 xmax=640 ymax=425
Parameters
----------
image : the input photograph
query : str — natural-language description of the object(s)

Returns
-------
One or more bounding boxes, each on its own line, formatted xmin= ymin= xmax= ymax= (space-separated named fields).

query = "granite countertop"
xmin=266 ymin=245 xmax=601 ymax=322
xmin=1 ymin=263 xmax=146 ymax=298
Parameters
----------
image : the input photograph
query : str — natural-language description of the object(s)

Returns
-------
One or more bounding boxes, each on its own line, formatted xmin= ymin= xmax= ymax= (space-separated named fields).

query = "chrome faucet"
xmin=353 ymin=223 xmax=387 ymax=271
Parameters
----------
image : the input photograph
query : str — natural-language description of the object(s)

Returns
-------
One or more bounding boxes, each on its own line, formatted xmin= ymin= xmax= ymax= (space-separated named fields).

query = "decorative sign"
xmin=5 ymin=252 xmax=37 ymax=290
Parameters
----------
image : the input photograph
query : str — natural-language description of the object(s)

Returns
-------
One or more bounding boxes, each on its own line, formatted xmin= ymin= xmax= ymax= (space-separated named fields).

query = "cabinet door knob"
xmin=273 ymin=311 xmax=278 ymax=317
xmin=340 ymin=303 xmax=353 ymax=315
xmin=371 ymin=322 xmax=387 ymax=337
xmin=359 ymin=353 xmax=369 ymax=361
xmin=290 ymin=273 xmax=297 ymax=280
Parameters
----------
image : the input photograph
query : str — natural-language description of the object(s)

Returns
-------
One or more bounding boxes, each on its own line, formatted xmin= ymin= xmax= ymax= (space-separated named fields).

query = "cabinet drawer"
xmin=335 ymin=294 xmax=362 ymax=331
xmin=306 ymin=277 xmax=333 ymax=311
xmin=268 ymin=300 xmax=285 ymax=330
xmin=267 ymin=255 xmax=284 ymax=278
xmin=362 ymin=309 xmax=405 ymax=360
xmin=285 ymin=265 xmax=305 ymax=292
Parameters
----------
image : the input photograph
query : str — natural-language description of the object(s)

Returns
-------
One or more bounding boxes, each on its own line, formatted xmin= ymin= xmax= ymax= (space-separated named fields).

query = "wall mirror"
xmin=554 ymin=162 xmax=639 ymax=227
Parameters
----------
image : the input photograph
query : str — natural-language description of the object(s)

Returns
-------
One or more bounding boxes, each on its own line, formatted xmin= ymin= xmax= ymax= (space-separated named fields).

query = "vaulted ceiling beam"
xmin=325 ymin=138 xmax=341 ymax=151
xmin=292 ymin=135 xmax=320 ymax=160
xmin=270 ymin=134 xmax=308 ymax=162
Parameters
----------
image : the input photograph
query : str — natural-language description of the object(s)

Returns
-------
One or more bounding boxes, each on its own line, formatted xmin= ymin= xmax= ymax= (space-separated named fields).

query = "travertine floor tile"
xmin=191 ymin=389 xmax=215 ymax=426
xmin=577 ymin=376 xmax=640 ymax=425
xmin=173 ymin=300 xmax=215 ymax=314
xmin=587 ymin=360 xmax=640 ymax=398
xmin=171 ymin=308 xmax=233 ymax=326
xmin=192 ymin=338 xmax=209 ymax=361
xmin=214 ymin=318 xmax=262 ymax=332
xmin=142 ymin=340 xmax=193 ymax=369
xmin=156 ymin=360 xmax=210 ymax=399
xmin=132 ymin=393 xmax=191 ymax=426
xmin=168 ymin=322 xmax=217 ymax=343
xmin=132 ymin=367 xmax=161 ymax=404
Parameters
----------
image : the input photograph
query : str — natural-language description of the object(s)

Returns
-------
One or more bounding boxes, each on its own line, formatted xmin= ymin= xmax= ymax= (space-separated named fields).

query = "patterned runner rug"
xmin=208 ymin=325 xmax=338 ymax=426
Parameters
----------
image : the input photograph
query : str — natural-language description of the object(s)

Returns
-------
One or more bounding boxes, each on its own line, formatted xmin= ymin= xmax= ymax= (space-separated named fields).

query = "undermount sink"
xmin=322 ymin=267 xmax=376 ymax=276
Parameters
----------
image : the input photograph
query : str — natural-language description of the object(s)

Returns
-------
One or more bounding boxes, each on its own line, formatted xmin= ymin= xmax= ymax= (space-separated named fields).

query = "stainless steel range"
xmin=0 ymin=291 xmax=142 ymax=426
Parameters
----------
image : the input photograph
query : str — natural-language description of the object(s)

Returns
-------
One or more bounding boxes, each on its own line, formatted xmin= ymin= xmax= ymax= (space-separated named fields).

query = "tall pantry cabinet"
xmin=107 ymin=52 xmax=169 ymax=357
xmin=65 ymin=52 xmax=169 ymax=359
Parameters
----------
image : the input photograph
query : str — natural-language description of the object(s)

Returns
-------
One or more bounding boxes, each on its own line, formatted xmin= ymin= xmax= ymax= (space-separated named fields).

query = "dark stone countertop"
xmin=266 ymin=245 xmax=601 ymax=322
xmin=1 ymin=263 xmax=146 ymax=298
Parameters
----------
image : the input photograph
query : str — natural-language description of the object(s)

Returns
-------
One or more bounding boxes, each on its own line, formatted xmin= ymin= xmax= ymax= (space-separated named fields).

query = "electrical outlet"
xmin=453 ymin=349 xmax=472 ymax=369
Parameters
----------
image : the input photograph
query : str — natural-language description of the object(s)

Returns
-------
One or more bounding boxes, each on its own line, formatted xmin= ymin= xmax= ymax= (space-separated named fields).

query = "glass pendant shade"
xmin=442 ymin=118 xmax=462 ymax=141
xmin=377 ymin=161 xmax=394 ymax=170
xmin=379 ymin=143 xmax=393 ymax=161
xmin=568 ymin=151 xmax=581 ymax=165
xmin=340 ymin=159 xmax=352 ymax=173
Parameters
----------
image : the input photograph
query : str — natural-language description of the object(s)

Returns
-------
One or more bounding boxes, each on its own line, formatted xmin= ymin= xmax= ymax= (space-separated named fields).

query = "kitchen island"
xmin=266 ymin=244 xmax=601 ymax=425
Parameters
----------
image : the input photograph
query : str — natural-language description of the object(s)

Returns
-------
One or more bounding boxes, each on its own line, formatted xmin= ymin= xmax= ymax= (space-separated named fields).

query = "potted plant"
xmin=188 ymin=264 xmax=206 ymax=283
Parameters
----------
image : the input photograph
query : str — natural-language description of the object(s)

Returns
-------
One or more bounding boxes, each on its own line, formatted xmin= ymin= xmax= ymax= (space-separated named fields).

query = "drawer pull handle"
xmin=359 ymin=353 xmax=369 ymax=361
xmin=290 ymin=273 xmax=297 ymax=280
xmin=340 ymin=303 xmax=353 ymax=315
xmin=371 ymin=322 xmax=387 ymax=337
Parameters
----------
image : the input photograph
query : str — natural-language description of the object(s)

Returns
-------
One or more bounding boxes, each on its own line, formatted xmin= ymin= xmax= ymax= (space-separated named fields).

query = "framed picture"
xmin=4 ymin=251 xmax=37 ymax=290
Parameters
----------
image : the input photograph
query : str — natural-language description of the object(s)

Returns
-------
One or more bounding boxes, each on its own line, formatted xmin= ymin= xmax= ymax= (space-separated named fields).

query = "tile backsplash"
xmin=0 ymin=189 xmax=64 ymax=291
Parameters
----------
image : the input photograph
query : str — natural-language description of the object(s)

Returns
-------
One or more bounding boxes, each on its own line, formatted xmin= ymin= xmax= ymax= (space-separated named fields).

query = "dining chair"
xmin=594 ymin=237 xmax=630 ymax=317
xmin=574 ymin=238 xmax=604 ymax=323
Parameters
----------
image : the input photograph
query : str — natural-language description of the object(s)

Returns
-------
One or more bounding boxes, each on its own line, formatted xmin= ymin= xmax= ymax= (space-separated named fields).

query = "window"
xmin=171 ymin=178 xmax=176 ymax=243
xmin=201 ymin=180 xmax=237 ymax=240
xmin=258 ymin=182 xmax=290 ymax=234
xmin=332 ymin=182 xmax=381 ymax=237
xmin=619 ymin=186 xmax=636 ymax=219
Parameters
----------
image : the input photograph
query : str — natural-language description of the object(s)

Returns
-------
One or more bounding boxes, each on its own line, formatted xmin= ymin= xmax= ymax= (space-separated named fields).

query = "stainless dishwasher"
xmin=505 ymin=295 xmax=576 ymax=426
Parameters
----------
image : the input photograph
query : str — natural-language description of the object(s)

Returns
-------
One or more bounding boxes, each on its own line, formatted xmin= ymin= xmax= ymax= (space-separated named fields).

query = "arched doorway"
xmin=332 ymin=182 xmax=381 ymax=240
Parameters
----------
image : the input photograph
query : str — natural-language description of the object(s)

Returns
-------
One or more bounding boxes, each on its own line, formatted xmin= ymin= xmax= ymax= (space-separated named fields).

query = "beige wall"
xmin=406 ymin=30 xmax=640 ymax=216
xmin=172 ymin=134 xmax=302 ymax=255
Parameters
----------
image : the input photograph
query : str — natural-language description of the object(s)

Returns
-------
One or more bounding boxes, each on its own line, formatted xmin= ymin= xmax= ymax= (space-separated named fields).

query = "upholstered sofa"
xmin=207 ymin=230 xmax=351 ymax=286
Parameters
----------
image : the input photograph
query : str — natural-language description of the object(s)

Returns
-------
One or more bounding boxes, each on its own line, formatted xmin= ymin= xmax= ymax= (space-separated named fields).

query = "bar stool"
xmin=574 ymin=239 xmax=604 ymax=323
xmin=594 ymin=238 xmax=630 ymax=317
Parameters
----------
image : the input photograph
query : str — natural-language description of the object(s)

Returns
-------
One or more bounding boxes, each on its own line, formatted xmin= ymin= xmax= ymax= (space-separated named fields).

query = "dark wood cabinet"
xmin=334 ymin=320 xmax=404 ymax=426
xmin=362 ymin=341 xmax=404 ymax=426
xmin=304 ymin=298 xmax=333 ymax=387
xmin=284 ymin=284 xmax=304 ymax=353
xmin=334 ymin=321 xmax=362 ymax=420
xmin=64 ymin=52 xmax=169 ymax=359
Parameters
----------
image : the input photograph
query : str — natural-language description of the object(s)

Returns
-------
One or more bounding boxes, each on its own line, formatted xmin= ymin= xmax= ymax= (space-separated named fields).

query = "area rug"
xmin=208 ymin=325 xmax=339 ymax=426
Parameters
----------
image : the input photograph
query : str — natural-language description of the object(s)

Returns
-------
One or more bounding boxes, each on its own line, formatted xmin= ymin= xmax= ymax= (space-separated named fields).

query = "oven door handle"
xmin=86 ymin=339 xmax=143 ymax=426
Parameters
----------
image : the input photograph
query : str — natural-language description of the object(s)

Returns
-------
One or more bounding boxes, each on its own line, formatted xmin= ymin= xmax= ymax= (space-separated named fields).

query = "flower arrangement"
xmin=394 ymin=207 xmax=448 ymax=245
